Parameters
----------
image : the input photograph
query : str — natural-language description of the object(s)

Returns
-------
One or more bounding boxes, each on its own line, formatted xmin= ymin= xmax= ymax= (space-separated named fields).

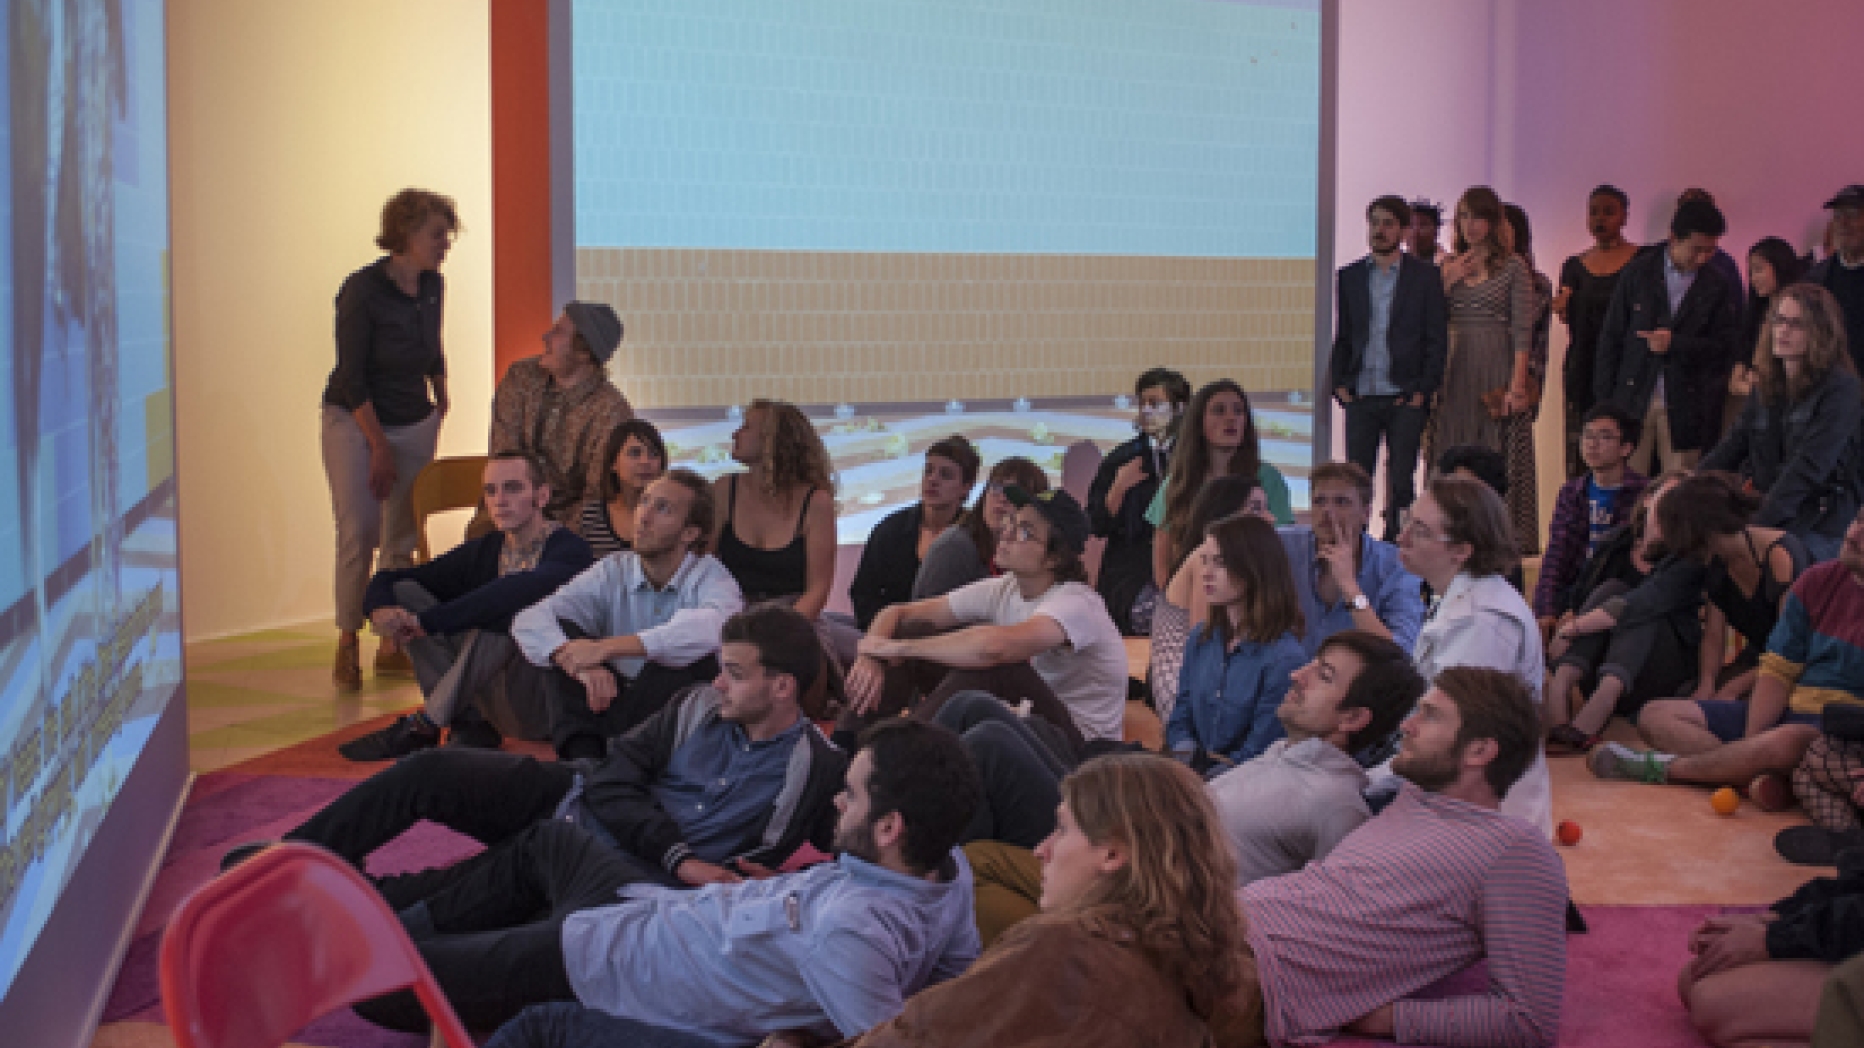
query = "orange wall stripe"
xmin=489 ymin=0 xmax=553 ymax=380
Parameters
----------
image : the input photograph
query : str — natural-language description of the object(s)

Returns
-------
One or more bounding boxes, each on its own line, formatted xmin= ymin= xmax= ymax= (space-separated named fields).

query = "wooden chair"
xmin=410 ymin=455 xmax=487 ymax=563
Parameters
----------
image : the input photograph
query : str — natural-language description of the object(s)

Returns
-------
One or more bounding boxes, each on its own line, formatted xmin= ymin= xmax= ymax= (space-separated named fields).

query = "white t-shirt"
xmin=944 ymin=576 xmax=1128 ymax=742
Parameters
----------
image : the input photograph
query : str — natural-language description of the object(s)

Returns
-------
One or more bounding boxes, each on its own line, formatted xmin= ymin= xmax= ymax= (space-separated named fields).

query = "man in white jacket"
xmin=513 ymin=470 xmax=744 ymax=759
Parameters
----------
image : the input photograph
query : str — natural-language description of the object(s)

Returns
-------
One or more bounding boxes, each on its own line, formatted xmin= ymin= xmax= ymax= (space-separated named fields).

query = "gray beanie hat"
xmin=564 ymin=301 xmax=624 ymax=364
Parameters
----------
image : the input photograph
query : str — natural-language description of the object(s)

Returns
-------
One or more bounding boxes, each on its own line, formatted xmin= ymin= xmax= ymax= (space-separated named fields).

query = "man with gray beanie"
xmin=491 ymin=301 xmax=635 ymax=524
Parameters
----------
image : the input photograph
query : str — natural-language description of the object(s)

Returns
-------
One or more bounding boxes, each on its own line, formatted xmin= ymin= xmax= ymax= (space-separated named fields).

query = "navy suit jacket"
xmin=1594 ymin=244 xmax=1742 ymax=452
xmin=1329 ymin=253 xmax=1449 ymax=399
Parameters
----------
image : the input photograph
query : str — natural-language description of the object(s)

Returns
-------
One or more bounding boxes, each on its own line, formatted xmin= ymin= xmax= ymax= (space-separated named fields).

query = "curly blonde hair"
xmin=1061 ymin=754 xmax=1245 ymax=1019
xmin=1753 ymin=283 xmax=1857 ymax=403
xmin=746 ymin=399 xmax=835 ymax=497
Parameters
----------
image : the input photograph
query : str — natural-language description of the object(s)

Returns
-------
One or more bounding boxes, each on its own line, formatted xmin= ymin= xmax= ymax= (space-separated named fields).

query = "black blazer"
xmin=1329 ymin=253 xmax=1449 ymax=399
xmin=1594 ymin=245 xmax=1742 ymax=452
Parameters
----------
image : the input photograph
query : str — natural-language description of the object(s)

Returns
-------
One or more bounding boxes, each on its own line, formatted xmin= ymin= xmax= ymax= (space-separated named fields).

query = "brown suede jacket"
xmin=839 ymin=910 xmax=1266 ymax=1048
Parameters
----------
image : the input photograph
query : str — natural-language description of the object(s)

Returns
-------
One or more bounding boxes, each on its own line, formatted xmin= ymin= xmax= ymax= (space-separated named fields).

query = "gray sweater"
xmin=1205 ymin=736 xmax=1371 ymax=884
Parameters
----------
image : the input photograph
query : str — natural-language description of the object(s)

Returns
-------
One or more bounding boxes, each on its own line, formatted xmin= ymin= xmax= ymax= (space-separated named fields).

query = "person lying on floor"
xmin=510 ymin=470 xmax=743 ymax=758
xmin=843 ymin=485 xmax=1127 ymax=756
xmin=1164 ymin=513 xmax=1307 ymax=772
xmin=1277 ymin=461 xmax=1425 ymax=658
xmin=1678 ymin=847 xmax=1864 ymax=1048
xmin=1589 ymin=487 xmax=1843 ymax=806
xmin=481 ymin=752 xmax=1260 ymax=1048
xmin=352 ymin=719 xmax=982 ymax=1040
xmin=1242 ymin=666 xmax=1567 ymax=1048
xmin=961 ymin=629 xmax=1425 ymax=947
xmin=341 ymin=452 xmax=594 ymax=760
xmin=223 ymin=604 xmax=845 ymax=902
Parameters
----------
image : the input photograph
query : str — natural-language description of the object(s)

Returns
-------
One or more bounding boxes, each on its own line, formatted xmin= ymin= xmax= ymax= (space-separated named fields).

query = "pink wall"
xmin=1335 ymin=0 xmax=1864 ymax=510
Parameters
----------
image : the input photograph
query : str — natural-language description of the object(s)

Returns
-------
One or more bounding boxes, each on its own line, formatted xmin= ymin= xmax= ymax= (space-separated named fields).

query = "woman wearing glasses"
xmin=1700 ymin=284 xmax=1862 ymax=563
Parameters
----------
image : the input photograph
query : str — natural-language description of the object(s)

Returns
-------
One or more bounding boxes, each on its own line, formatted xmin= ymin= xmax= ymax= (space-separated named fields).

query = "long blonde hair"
xmin=745 ymin=399 xmax=835 ymax=497
xmin=1753 ymin=283 xmax=1856 ymax=403
xmin=1060 ymin=754 xmax=1244 ymax=1018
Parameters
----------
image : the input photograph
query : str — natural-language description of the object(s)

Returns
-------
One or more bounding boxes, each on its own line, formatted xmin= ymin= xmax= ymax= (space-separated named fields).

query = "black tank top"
xmin=716 ymin=475 xmax=816 ymax=601
xmin=1706 ymin=530 xmax=1808 ymax=649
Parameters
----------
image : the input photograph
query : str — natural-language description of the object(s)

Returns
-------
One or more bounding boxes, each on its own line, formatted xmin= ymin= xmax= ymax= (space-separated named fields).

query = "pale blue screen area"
xmin=573 ymin=0 xmax=1321 ymax=256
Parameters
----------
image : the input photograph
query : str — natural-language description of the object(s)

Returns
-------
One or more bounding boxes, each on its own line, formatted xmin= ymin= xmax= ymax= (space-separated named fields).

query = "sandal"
xmin=1546 ymin=724 xmax=1598 ymax=756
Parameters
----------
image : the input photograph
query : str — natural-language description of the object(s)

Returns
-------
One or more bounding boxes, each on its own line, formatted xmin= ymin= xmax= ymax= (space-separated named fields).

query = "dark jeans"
xmin=1554 ymin=580 xmax=1699 ymax=719
xmin=285 ymin=748 xmax=578 ymax=910
xmin=485 ymin=1003 xmax=720 ymax=1048
xmin=355 ymin=821 xmax=664 ymax=1033
xmin=1343 ymin=396 xmax=1428 ymax=541
xmin=546 ymin=619 xmax=719 ymax=759
xmin=836 ymin=657 xmax=1086 ymax=759
xmin=936 ymin=691 xmax=1075 ymax=849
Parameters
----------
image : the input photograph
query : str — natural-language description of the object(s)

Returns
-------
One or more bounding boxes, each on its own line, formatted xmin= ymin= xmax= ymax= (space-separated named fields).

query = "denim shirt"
xmin=1278 ymin=528 xmax=1426 ymax=658
xmin=1356 ymin=255 xmax=1403 ymax=396
xmin=650 ymin=718 xmax=807 ymax=862
xmin=561 ymin=851 xmax=979 ymax=1045
xmin=1165 ymin=628 xmax=1306 ymax=764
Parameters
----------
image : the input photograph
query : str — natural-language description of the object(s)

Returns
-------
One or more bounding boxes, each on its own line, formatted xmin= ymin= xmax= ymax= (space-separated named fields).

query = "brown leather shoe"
xmin=372 ymin=645 xmax=414 ymax=678
xmin=333 ymin=636 xmax=362 ymax=693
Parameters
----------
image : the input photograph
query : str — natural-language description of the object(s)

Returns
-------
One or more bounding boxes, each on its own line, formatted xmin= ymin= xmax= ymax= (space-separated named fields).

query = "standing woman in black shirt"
xmin=320 ymin=189 xmax=460 ymax=692
xmin=1554 ymin=185 xmax=1637 ymax=476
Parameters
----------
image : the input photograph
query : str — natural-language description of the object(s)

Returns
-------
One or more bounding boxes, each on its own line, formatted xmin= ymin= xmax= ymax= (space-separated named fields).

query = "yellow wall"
xmin=168 ymin=0 xmax=494 ymax=641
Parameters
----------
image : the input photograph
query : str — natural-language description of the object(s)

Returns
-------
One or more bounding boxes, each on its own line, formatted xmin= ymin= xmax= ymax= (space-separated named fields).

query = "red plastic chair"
xmin=159 ymin=842 xmax=475 ymax=1048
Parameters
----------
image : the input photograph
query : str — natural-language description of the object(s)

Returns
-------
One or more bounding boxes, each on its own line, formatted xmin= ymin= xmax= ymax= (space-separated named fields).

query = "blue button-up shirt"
xmin=1166 ymin=628 xmax=1306 ymax=764
xmin=561 ymin=851 xmax=979 ymax=1045
xmin=651 ymin=717 xmax=805 ymax=863
xmin=512 ymin=551 xmax=744 ymax=678
xmin=1356 ymin=255 xmax=1403 ymax=396
xmin=1278 ymin=528 xmax=1426 ymax=658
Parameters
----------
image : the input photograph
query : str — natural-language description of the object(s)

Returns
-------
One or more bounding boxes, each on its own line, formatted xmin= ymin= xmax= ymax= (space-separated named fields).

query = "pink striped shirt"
xmin=1241 ymin=784 xmax=1567 ymax=1047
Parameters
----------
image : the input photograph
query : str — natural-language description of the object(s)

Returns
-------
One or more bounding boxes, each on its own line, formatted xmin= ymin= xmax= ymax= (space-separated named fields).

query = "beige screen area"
xmin=581 ymin=247 xmax=1317 ymax=542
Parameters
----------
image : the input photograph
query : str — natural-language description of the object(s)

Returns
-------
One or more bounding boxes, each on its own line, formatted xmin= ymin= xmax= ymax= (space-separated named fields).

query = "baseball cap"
xmin=1823 ymin=185 xmax=1864 ymax=210
xmin=564 ymin=301 xmax=624 ymax=364
xmin=1002 ymin=484 xmax=1090 ymax=554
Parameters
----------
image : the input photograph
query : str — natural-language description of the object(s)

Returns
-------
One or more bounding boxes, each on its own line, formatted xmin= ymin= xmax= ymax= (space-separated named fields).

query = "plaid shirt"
xmin=1531 ymin=470 xmax=1647 ymax=617
xmin=490 ymin=357 xmax=633 ymax=525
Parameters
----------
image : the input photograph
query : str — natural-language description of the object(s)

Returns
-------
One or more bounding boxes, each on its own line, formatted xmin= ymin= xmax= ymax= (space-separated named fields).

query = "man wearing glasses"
xmin=840 ymin=486 xmax=1129 ymax=761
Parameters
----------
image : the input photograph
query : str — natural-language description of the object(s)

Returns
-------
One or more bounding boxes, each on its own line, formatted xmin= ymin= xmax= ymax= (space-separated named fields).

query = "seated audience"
xmin=1208 ymin=630 xmax=1425 ymax=882
xmin=353 ymin=719 xmax=982 ymax=1037
xmin=228 ymin=604 xmax=844 ymax=903
xmin=847 ymin=486 xmax=1126 ymax=753
xmin=1437 ymin=442 xmax=1526 ymax=593
xmin=512 ymin=471 xmax=743 ymax=758
xmin=1543 ymin=476 xmax=1688 ymax=753
xmin=1594 ymin=197 xmax=1742 ymax=477
xmin=1395 ymin=475 xmax=1550 ymax=836
xmin=1241 ymin=666 xmax=1566 ymax=1048
xmin=1148 ymin=379 xmax=1294 ymax=597
xmin=574 ymin=418 xmax=667 ymax=557
xmin=911 ymin=456 xmax=1048 ymax=601
xmin=849 ymin=435 xmax=980 ymax=630
xmin=1807 ymin=184 xmax=1864 ymax=376
xmin=1332 ymin=195 xmax=1448 ymax=542
xmin=1165 ymin=514 xmax=1307 ymax=770
xmin=1279 ymin=461 xmax=1425 ymax=657
xmin=1533 ymin=402 xmax=1648 ymax=643
xmin=1787 ymin=708 xmax=1864 ymax=866
xmin=711 ymin=399 xmax=839 ymax=628
xmin=339 ymin=452 xmax=594 ymax=760
xmin=1591 ymin=483 xmax=1838 ymax=802
xmin=490 ymin=302 xmax=634 ymax=525
xmin=1089 ymin=367 xmax=1191 ymax=634
xmin=1678 ymin=848 xmax=1864 ymax=1048
xmin=489 ymin=753 xmax=1253 ymax=1048
xmin=1701 ymin=283 xmax=1862 ymax=563
xmin=1149 ymin=474 xmax=1265 ymax=723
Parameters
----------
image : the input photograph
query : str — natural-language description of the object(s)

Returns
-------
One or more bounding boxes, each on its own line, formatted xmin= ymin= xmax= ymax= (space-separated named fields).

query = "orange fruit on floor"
xmin=1710 ymin=787 xmax=1741 ymax=815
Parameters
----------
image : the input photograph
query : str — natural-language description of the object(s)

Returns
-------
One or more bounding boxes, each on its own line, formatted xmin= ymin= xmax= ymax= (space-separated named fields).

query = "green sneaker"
xmin=1587 ymin=741 xmax=1672 ymax=784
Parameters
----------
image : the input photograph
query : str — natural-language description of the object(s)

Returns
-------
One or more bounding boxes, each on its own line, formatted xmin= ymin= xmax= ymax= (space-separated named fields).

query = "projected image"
xmin=571 ymin=0 xmax=1324 ymax=540
xmin=0 ymin=0 xmax=181 ymax=993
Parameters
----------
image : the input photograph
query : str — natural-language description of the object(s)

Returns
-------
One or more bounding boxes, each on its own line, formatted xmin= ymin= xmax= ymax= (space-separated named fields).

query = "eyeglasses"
xmin=1399 ymin=517 xmax=1452 ymax=543
xmin=1579 ymin=429 xmax=1623 ymax=444
xmin=1773 ymin=315 xmax=1808 ymax=331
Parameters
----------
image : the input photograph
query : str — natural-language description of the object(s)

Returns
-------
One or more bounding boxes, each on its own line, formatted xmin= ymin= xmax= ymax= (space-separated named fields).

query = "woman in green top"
xmin=1147 ymin=379 xmax=1292 ymax=589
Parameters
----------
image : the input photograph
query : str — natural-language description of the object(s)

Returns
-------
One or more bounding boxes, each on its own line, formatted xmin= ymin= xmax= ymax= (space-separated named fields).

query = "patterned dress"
xmin=1427 ymin=253 xmax=1542 ymax=554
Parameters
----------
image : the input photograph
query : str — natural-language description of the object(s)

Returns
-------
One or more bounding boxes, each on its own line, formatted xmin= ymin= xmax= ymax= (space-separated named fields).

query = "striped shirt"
xmin=1765 ymin=560 xmax=1864 ymax=715
xmin=1241 ymin=784 xmax=1567 ymax=1047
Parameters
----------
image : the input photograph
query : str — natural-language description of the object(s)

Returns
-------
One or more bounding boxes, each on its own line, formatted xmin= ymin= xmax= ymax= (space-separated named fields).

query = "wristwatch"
xmin=1348 ymin=593 xmax=1371 ymax=612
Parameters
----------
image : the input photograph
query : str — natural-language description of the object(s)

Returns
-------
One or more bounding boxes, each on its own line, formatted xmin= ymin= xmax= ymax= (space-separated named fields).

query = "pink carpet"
xmin=107 ymin=768 xmax=1724 ymax=1047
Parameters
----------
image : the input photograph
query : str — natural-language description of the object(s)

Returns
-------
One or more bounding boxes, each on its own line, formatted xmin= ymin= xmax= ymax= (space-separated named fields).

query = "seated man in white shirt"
xmin=512 ymin=470 xmax=745 ymax=759
xmin=845 ymin=486 xmax=1129 ymax=758
xmin=1207 ymin=629 xmax=1426 ymax=882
